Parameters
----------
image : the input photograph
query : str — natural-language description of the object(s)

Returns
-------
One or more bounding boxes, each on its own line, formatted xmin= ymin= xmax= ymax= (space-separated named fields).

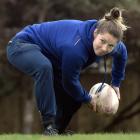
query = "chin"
xmin=95 ymin=52 xmax=104 ymax=56
xmin=95 ymin=51 xmax=108 ymax=56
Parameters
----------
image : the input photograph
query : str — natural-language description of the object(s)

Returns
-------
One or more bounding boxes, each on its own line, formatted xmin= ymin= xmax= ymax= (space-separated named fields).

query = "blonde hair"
xmin=96 ymin=7 xmax=128 ymax=41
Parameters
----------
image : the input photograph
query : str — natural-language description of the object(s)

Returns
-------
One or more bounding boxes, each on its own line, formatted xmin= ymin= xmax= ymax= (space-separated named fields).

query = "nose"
xmin=102 ymin=44 xmax=108 ymax=52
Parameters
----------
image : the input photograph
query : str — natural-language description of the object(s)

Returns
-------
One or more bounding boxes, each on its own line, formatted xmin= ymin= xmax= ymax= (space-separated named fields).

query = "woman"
xmin=7 ymin=7 xmax=128 ymax=135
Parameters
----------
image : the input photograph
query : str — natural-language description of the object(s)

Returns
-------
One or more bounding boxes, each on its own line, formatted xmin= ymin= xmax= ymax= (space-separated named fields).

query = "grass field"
xmin=0 ymin=134 xmax=140 ymax=140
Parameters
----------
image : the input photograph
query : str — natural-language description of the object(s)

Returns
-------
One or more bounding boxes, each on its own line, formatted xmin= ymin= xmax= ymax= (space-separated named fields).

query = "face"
xmin=93 ymin=31 xmax=118 ymax=56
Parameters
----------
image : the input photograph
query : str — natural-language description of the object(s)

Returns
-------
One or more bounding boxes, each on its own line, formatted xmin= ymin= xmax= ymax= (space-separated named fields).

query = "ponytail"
xmin=96 ymin=7 xmax=128 ymax=41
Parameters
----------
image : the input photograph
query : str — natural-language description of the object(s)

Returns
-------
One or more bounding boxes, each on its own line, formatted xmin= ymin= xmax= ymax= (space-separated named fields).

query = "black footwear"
xmin=60 ymin=130 xmax=75 ymax=135
xmin=43 ymin=124 xmax=58 ymax=136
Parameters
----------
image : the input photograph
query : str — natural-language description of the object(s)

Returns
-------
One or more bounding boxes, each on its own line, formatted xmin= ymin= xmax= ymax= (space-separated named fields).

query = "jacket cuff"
xmin=111 ymin=79 xmax=121 ymax=87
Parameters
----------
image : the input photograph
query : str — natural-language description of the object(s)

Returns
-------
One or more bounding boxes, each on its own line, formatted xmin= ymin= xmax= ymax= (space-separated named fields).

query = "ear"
xmin=94 ymin=29 xmax=98 ymax=38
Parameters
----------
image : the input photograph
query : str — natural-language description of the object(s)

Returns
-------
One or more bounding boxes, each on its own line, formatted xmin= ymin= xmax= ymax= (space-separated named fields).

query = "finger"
xmin=117 ymin=92 xmax=120 ymax=100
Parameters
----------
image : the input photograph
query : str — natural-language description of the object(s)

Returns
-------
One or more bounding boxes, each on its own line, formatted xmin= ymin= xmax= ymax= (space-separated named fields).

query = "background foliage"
xmin=0 ymin=0 xmax=140 ymax=133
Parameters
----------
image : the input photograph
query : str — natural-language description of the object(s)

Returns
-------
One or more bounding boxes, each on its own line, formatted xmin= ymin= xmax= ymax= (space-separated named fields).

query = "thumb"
xmin=111 ymin=86 xmax=120 ymax=100
xmin=116 ymin=91 xmax=120 ymax=100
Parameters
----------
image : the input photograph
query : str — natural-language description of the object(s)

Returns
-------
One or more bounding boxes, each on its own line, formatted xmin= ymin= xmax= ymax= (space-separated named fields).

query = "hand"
xmin=88 ymin=96 xmax=97 ymax=112
xmin=111 ymin=86 xmax=120 ymax=100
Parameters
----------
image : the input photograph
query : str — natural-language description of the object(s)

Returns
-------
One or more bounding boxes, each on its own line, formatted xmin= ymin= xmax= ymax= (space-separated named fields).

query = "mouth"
xmin=95 ymin=50 xmax=107 ymax=56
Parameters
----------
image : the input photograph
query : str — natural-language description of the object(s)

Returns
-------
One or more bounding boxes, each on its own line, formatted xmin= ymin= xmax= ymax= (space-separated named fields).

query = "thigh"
xmin=7 ymin=39 xmax=52 ymax=77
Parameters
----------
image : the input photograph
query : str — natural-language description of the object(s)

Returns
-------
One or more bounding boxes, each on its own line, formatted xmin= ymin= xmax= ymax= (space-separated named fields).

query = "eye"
xmin=108 ymin=44 xmax=114 ymax=48
xmin=100 ymin=39 xmax=106 ymax=44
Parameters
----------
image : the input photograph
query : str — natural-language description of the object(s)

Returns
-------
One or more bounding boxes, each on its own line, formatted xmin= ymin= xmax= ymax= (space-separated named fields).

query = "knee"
xmin=37 ymin=61 xmax=53 ymax=75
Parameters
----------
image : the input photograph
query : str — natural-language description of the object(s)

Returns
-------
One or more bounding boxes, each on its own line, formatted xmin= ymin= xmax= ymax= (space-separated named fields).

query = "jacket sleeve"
xmin=61 ymin=47 xmax=92 ymax=103
xmin=111 ymin=42 xmax=128 ymax=87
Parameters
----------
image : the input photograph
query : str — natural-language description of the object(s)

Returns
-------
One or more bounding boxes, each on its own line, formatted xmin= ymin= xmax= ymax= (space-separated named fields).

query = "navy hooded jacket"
xmin=14 ymin=19 xmax=128 ymax=103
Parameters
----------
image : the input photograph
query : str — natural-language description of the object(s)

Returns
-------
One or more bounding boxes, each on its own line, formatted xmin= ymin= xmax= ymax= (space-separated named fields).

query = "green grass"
xmin=0 ymin=133 xmax=140 ymax=140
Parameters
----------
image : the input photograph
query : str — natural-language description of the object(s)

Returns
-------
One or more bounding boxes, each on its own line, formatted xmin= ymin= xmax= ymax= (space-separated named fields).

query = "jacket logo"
xmin=74 ymin=38 xmax=81 ymax=46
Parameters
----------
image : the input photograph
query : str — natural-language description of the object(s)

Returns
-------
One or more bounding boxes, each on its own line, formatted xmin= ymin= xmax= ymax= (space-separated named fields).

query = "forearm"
xmin=62 ymin=78 xmax=92 ymax=103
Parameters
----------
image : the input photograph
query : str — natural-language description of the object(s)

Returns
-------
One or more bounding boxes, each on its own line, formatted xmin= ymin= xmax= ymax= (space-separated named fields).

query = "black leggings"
xmin=53 ymin=71 xmax=82 ymax=133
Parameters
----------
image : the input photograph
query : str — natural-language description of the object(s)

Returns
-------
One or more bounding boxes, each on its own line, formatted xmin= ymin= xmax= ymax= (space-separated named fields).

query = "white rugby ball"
xmin=89 ymin=83 xmax=119 ymax=115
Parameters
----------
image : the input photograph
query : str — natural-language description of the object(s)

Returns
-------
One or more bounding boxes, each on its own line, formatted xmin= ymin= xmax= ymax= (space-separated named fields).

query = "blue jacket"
xmin=14 ymin=19 xmax=127 ymax=103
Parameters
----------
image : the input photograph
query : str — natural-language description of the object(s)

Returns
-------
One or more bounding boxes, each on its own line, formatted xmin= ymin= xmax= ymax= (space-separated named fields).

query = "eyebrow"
xmin=101 ymin=38 xmax=115 ymax=46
